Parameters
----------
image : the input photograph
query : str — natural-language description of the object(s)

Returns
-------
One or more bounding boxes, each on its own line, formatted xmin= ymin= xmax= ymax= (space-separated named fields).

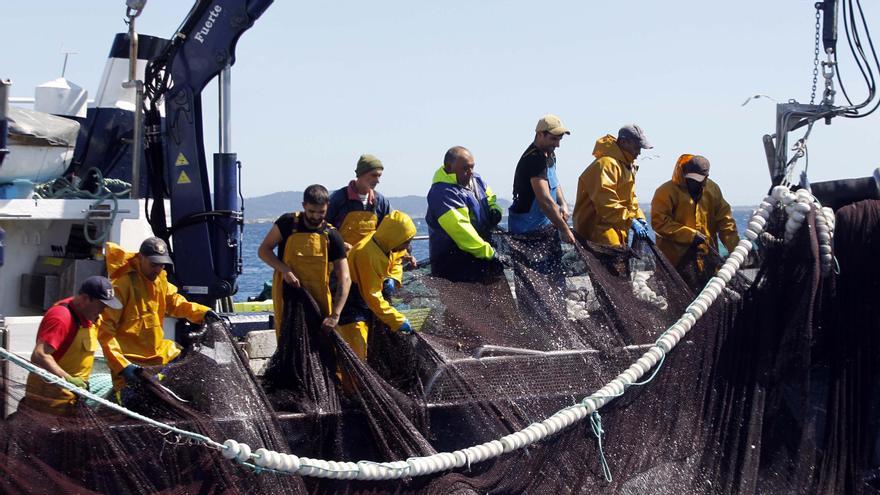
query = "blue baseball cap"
xmin=80 ymin=275 xmax=122 ymax=309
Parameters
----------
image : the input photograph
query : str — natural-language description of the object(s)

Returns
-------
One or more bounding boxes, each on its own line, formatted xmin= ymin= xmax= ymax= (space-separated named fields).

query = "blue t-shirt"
xmin=508 ymin=144 xmax=558 ymax=234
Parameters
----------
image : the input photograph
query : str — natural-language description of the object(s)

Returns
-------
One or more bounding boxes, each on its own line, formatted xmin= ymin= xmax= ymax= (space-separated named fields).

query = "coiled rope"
xmin=0 ymin=186 xmax=830 ymax=482
xmin=33 ymin=167 xmax=132 ymax=246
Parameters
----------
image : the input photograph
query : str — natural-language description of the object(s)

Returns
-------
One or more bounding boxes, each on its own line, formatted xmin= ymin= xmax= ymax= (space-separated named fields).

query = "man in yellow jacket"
xmin=573 ymin=125 xmax=653 ymax=246
xmin=338 ymin=210 xmax=417 ymax=361
xmin=22 ymin=276 xmax=121 ymax=415
xmin=651 ymin=154 xmax=740 ymax=289
xmin=98 ymin=237 xmax=217 ymax=397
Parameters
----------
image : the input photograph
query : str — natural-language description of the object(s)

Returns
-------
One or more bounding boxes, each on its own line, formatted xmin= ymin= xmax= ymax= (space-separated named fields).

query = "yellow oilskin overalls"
xmin=22 ymin=305 xmax=97 ymax=415
xmin=272 ymin=213 xmax=333 ymax=338
xmin=337 ymin=210 xmax=378 ymax=248
xmin=99 ymin=242 xmax=210 ymax=391
xmin=337 ymin=209 xmax=406 ymax=286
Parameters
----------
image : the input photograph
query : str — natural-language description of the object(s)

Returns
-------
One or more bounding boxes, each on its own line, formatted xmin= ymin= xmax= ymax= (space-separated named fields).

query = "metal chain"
xmin=810 ymin=5 xmax=822 ymax=104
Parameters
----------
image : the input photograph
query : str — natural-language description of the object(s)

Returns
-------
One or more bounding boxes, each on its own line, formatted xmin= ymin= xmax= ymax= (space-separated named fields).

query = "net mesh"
xmin=1 ymin=200 xmax=878 ymax=494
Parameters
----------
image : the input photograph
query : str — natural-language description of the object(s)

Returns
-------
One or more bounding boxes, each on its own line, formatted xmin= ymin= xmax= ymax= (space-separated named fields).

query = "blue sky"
xmin=3 ymin=1 xmax=879 ymax=206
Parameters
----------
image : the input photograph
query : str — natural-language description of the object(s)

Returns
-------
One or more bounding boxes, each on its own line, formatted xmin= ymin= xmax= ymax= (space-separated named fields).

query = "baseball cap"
xmin=139 ymin=237 xmax=174 ymax=265
xmin=355 ymin=154 xmax=384 ymax=177
xmin=80 ymin=275 xmax=122 ymax=309
xmin=682 ymin=155 xmax=710 ymax=178
xmin=618 ymin=124 xmax=653 ymax=149
xmin=535 ymin=114 xmax=571 ymax=136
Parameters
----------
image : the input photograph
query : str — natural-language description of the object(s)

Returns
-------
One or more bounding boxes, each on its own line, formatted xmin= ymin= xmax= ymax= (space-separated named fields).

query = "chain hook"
xmin=821 ymin=48 xmax=837 ymax=106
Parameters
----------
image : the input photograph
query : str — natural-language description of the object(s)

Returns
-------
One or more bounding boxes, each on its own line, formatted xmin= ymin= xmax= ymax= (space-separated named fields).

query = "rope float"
xmin=631 ymin=271 xmax=669 ymax=310
xmin=0 ymin=186 xmax=831 ymax=482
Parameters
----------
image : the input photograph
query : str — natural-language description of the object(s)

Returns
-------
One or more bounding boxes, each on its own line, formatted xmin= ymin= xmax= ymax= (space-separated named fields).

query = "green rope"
xmin=589 ymin=412 xmax=613 ymax=482
xmin=33 ymin=167 xmax=131 ymax=247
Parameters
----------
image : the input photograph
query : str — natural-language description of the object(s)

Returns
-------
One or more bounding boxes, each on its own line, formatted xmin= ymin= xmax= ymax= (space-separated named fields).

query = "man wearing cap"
xmin=508 ymin=115 xmax=576 ymax=244
xmin=21 ymin=276 xmax=121 ymax=415
xmin=426 ymin=146 xmax=504 ymax=282
xmin=651 ymin=154 xmax=739 ymax=289
xmin=573 ymin=124 xmax=653 ymax=246
xmin=98 ymin=237 xmax=218 ymax=397
xmin=327 ymin=154 xmax=409 ymax=296
xmin=507 ymin=115 xmax=575 ymax=322
xmin=259 ymin=184 xmax=351 ymax=341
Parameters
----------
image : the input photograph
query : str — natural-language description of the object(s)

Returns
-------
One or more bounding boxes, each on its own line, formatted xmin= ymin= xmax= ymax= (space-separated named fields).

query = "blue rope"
xmin=589 ymin=412 xmax=613 ymax=482
xmin=631 ymin=352 xmax=666 ymax=386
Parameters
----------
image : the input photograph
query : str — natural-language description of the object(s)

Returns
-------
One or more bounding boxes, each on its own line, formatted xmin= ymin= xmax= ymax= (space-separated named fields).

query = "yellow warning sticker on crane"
xmin=177 ymin=171 xmax=192 ymax=184
xmin=175 ymin=153 xmax=189 ymax=166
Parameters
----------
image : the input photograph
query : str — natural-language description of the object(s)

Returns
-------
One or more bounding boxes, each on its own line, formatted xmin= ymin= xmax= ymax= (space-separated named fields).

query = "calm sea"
xmin=236 ymin=209 xmax=754 ymax=301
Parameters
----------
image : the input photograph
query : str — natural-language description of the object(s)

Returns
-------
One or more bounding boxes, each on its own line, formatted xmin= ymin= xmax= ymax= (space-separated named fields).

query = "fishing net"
xmin=0 ymin=320 xmax=306 ymax=494
xmin=1 ymin=199 xmax=878 ymax=494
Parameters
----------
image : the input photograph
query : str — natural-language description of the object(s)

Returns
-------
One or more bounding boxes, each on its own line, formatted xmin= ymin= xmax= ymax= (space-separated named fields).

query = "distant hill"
xmin=244 ymin=191 xmax=512 ymax=222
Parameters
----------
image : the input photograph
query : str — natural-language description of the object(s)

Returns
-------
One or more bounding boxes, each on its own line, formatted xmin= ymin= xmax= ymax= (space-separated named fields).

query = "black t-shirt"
xmin=510 ymin=144 xmax=554 ymax=214
xmin=274 ymin=213 xmax=346 ymax=262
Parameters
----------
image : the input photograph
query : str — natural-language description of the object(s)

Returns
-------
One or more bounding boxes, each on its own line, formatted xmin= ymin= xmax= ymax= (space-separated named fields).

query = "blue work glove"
xmin=382 ymin=278 xmax=398 ymax=299
xmin=398 ymin=320 xmax=414 ymax=334
xmin=631 ymin=219 xmax=649 ymax=239
xmin=121 ymin=364 xmax=142 ymax=384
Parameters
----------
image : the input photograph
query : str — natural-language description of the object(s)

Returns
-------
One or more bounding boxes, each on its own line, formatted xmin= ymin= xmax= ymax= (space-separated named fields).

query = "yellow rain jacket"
xmin=98 ymin=242 xmax=210 ymax=390
xmin=347 ymin=210 xmax=416 ymax=332
xmin=573 ymin=135 xmax=645 ymax=246
xmin=650 ymin=154 xmax=740 ymax=270
xmin=271 ymin=213 xmax=335 ymax=336
xmin=23 ymin=300 xmax=98 ymax=415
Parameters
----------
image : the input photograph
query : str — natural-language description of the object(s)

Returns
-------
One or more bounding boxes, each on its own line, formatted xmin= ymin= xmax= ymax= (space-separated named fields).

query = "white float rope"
xmin=0 ymin=347 xmax=226 ymax=451
xmin=0 ymin=186 xmax=832 ymax=482
xmin=777 ymin=186 xmax=836 ymax=275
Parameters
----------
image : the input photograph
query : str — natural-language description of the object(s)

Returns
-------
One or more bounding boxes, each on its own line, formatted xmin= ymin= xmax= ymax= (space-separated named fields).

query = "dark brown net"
xmin=0 ymin=320 xmax=306 ymax=494
xmin=2 ymin=201 xmax=879 ymax=493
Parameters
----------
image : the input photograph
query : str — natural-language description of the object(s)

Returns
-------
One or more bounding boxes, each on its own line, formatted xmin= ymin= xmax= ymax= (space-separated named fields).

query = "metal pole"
xmin=123 ymin=4 xmax=145 ymax=198
xmin=219 ymin=66 xmax=232 ymax=153
xmin=0 ymin=79 xmax=10 ymax=169
xmin=217 ymin=65 xmax=235 ymax=311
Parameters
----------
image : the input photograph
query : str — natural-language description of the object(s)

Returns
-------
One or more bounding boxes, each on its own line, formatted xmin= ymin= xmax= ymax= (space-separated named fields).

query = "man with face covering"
xmin=426 ymin=146 xmax=504 ymax=282
xmin=338 ymin=210 xmax=418 ymax=360
xmin=650 ymin=154 xmax=740 ymax=289
xmin=573 ymin=124 xmax=652 ymax=246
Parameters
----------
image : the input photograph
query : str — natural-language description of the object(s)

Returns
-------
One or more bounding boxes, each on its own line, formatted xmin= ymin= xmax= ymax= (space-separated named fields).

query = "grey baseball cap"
xmin=139 ymin=237 xmax=174 ymax=265
xmin=618 ymin=124 xmax=653 ymax=149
